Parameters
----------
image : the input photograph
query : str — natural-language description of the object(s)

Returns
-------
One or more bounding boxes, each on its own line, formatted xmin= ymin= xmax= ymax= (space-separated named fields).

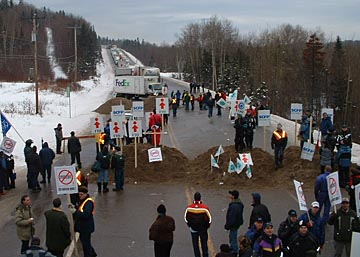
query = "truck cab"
xmin=148 ymin=83 xmax=163 ymax=96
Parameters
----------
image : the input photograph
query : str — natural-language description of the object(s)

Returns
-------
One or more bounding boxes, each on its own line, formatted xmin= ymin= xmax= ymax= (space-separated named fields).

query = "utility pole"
xmin=344 ymin=68 xmax=352 ymax=124
xmin=68 ymin=25 xmax=80 ymax=84
xmin=32 ymin=11 xmax=39 ymax=114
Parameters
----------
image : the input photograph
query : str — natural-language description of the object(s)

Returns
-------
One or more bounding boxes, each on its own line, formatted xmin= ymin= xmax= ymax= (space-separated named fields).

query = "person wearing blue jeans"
xmin=96 ymin=146 xmax=110 ymax=193
xmin=225 ymin=190 xmax=244 ymax=255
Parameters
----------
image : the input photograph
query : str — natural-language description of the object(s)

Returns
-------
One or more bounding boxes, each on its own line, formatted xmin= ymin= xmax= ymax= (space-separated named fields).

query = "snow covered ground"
xmin=1 ymin=36 xmax=359 ymax=174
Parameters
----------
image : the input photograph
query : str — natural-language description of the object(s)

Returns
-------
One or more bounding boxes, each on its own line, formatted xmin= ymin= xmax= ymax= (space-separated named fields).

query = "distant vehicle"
xmin=148 ymin=83 xmax=163 ymax=96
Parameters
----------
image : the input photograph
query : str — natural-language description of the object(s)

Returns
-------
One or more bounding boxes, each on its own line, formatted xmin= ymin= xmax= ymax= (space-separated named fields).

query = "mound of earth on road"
xmin=94 ymin=96 xmax=158 ymax=114
xmin=187 ymin=145 xmax=320 ymax=190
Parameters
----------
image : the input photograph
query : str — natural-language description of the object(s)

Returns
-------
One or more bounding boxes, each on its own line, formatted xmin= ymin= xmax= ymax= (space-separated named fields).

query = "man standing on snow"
xmin=224 ymin=190 xmax=244 ymax=256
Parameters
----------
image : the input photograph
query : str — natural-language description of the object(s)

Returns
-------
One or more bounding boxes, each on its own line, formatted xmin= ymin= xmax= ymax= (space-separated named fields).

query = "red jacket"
xmin=184 ymin=201 xmax=212 ymax=232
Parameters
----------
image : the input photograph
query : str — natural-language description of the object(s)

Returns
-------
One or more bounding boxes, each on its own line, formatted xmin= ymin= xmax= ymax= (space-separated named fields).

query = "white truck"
xmin=114 ymin=76 xmax=162 ymax=97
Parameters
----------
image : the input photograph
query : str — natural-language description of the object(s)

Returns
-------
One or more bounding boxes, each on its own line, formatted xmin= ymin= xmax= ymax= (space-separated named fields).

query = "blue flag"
xmin=1 ymin=111 xmax=12 ymax=136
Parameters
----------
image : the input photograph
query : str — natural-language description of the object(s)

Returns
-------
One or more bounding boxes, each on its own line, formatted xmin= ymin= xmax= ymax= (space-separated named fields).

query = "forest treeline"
xmin=0 ymin=0 xmax=100 ymax=82
xmin=101 ymin=16 xmax=360 ymax=140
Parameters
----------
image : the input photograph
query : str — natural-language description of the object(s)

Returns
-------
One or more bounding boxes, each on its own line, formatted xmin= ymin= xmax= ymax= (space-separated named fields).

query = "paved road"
xmin=0 ymin=77 xmax=338 ymax=257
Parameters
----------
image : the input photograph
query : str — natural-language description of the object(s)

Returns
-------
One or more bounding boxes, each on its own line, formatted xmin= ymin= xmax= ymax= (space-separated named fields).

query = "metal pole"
xmin=33 ymin=12 xmax=39 ymax=114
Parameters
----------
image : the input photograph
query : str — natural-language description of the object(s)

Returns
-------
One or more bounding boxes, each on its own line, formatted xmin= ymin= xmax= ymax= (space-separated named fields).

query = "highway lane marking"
xmin=185 ymin=186 xmax=216 ymax=257
xmin=167 ymin=122 xmax=180 ymax=149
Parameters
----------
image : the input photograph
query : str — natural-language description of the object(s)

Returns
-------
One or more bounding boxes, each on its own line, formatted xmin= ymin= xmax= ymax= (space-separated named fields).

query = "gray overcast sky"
xmin=28 ymin=0 xmax=359 ymax=44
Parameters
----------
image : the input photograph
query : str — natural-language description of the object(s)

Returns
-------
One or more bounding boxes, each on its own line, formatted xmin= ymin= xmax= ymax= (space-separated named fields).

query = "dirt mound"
xmin=94 ymin=96 xmax=158 ymax=114
xmin=87 ymin=144 xmax=321 ymax=189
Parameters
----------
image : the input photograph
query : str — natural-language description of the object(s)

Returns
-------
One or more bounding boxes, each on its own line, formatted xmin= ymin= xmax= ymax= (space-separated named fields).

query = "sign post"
xmin=257 ymin=110 xmax=271 ymax=150
xmin=291 ymin=103 xmax=303 ymax=145
xmin=128 ymin=120 xmax=142 ymax=168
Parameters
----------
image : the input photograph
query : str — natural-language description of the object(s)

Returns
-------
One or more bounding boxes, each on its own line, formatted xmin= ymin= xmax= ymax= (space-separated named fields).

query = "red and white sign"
xmin=294 ymin=180 xmax=308 ymax=211
xmin=0 ymin=136 xmax=16 ymax=155
xmin=327 ymin=171 xmax=342 ymax=206
xmin=128 ymin=120 xmax=142 ymax=138
xmin=239 ymin=153 xmax=253 ymax=166
xmin=156 ymin=97 xmax=169 ymax=115
xmin=110 ymin=117 xmax=124 ymax=138
xmin=54 ymin=166 xmax=78 ymax=194
xmin=148 ymin=147 xmax=163 ymax=162
xmin=90 ymin=116 xmax=104 ymax=134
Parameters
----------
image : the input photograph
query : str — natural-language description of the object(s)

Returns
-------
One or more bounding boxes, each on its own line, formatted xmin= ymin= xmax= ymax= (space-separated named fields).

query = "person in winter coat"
xmin=286 ymin=220 xmax=319 ymax=257
xmin=149 ymin=204 xmax=175 ymax=257
xmin=299 ymin=115 xmax=310 ymax=150
xmin=24 ymin=139 xmax=33 ymax=189
xmin=271 ymin=123 xmax=288 ymax=170
xmin=69 ymin=186 xmax=96 ymax=257
xmin=184 ymin=192 xmax=212 ymax=257
xmin=278 ymin=209 xmax=299 ymax=256
xmin=245 ymin=217 xmax=264 ymax=249
xmin=298 ymin=201 xmax=325 ymax=249
xmin=234 ymin=115 xmax=245 ymax=153
xmin=243 ymin=110 xmax=256 ymax=149
xmin=26 ymin=146 xmax=43 ymax=193
xmin=328 ymin=197 xmax=360 ymax=257
xmin=348 ymin=166 xmax=360 ymax=211
xmin=22 ymin=237 xmax=55 ymax=257
xmin=314 ymin=166 xmax=331 ymax=222
xmin=111 ymin=146 xmax=126 ymax=191
xmin=45 ymin=198 xmax=71 ymax=257
xmin=67 ymin=131 xmax=82 ymax=168
xmin=5 ymin=153 xmax=15 ymax=189
xmin=215 ymin=244 xmax=233 ymax=257
xmin=319 ymin=143 xmax=333 ymax=173
xmin=249 ymin=192 xmax=271 ymax=228
xmin=54 ymin=123 xmax=63 ymax=154
xmin=319 ymin=113 xmax=333 ymax=143
xmin=149 ymin=110 xmax=162 ymax=146
xmin=15 ymin=195 xmax=35 ymax=254
xmin=238 ymin=235 xmax=253 ymax=257
xmin=252 ymin=222 xmax=282 ymax=257
xmin=96 ymin=145 xmax=111 ymax=193
xmin=39 ymin=142 xmax=55 ymax=183
xmin=224 ymin=190 xmax=244 ymax=255
xmin=0 ymin=151 xmax=8 ymax=194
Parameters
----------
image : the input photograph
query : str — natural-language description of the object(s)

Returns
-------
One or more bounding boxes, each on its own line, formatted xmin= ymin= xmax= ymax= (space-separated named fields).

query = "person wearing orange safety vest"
xmin=71 ymin=186 xmax=96 ymax=257
xmin=271 ymin=123 xmax=288 ymax=170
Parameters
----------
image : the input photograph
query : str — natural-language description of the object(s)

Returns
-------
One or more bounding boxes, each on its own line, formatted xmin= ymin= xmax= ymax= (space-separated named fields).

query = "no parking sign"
xmin=148 ymin=147 xmax=163 ymax=162
xmin=54 ymin=166 xmax=78 ymax=194
xmin=327 ymin=171 xmax=342 ymax=206
xmin=0 ymin=136 xmax=16 ymax=155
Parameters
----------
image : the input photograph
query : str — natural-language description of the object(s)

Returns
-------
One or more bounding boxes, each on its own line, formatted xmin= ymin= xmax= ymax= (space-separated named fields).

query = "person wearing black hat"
xmin=54 ymin=123 xmax=63 ymax=154
xmin=185 ymin=192 xmax=212 ymax=257
xmin=224 ymin=190 xmax=244 ymax=255
xmin=286 ymin=220 xmax=319 ymax=257
xmin=215 ymin=244 xmax=233 ymax=257
xmin=245 ymin=216 xmax=264 ymax=249
xmin=149 ymin=204 xmax=175 ymax=257
xmin=328 ymin=197 xmax=360 ymax=257
xmin=278 ymin=209 xmax=299 ymax=256
xmin=67 ymin=131 xmax=82 ymax=169
xmin=69 ymin=186 xmax=96 ymax=257
xmin=111 ymin=146 xmax=126 ymax=191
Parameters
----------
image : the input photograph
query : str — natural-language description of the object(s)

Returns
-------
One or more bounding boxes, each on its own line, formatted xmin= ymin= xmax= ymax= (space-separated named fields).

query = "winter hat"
xmin=255 ymin=217 xmax=264 ymax=223
xmin=252 ymin=192 xmax=261 ymax=203
xmin=298 ymin=220 xmax=308 ymax=227
xmin=277 ymin=123 xmax=282 ymax=129
xmin=78 ymin=186 xmax=88 ymax=194
xmin=264 ymin=222 xmax=273 ymax=229
xmin=311 ymin=201 xmax=320 ymax=208
xmin=342 ymin=197 xmax=350 ymax=203
xmin=288 ymin=209 xmax=297 ymax=217
xmin=157 ymin=204 xmax=166 ymax=214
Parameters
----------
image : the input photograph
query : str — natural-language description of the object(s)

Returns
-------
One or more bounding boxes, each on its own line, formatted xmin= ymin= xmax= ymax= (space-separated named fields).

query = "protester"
xmin=224 ymin=190 xmax=244 ymax=255
xmin=348 ymin=165 xmax=360 ymax=211
xmin=278 ymin=209 xmax=299 ymax=256
xmin=54 ymin=123 xmax=63 ymax=154
xmin=271 ymin=123 xmax=288 ymax=170
xmin=39 ymin=142 xmax=55 ymax=183
xmin=149 ymin=204 xmax=175 ymax=257
xmin=252 ymin=222 xmax=282 ymax=257
xmin=68 ymin=131 xmax=82 ymax=168
xmin=69 ymin=186 xmax=97 ymax=257
xmin=22 ymin=237 xmax=55 ymax=257
xmin=314 ymin=165 xmax=331 ymax=222
xmin=111 ymin=146 xmax=126 ymax=191
xmin=5 ymin=153 xmax=15 ymax=189
xmin=149 ymin=110 xmax=162 ymax=146
xmin=249 ymin=192 xmax=271 ymax=228
xmin=27 ymin=146 xmax=43 ymax=193
xmin=215 ymin=244 xmax=233 ymax=257
xmin=245 ymin=217 xmax=264 ymax=249
xmin=185 ymin=192 xmax=212 ymax=257
xmin=234 ymin=115 xmax=245 ymax=153
xmin=286 ymin=220 xmax=319 ymax=257
xmin=96 ymin=145 xmax=111 ymax=193
xmin=328 ymin=197 xmax=360 ymax=257
xmin=45 ymin=198 xmax=71 ymax=257
xmin=238 ymin=235 xmax=252 ymax=257
xmin=0 ymin=151 xmax=7 ymax=194
xmin=15 ymin=195 xmax=35 ymax=254
xmin=24 ymin=139 xmax=33 ymax=189
xmin=320 ymin=113 xmax=333 ymax=143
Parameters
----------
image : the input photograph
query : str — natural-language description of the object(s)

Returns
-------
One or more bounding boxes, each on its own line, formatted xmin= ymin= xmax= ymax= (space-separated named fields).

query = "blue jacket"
xmin=336 ymin=145 xmax=351 ymax=167
xmin=225 ymin=199 xmax=244 ymax=230
xmin=300 ymin=120 xmax=310 ymax=141
xmin=320 ymin=117 xmax=333 ymax=136
xmin=39 ymin=143 xmax=55 ymax=166
xmin=314 ymin=171 xmax=330 ymax=200
xmin=245 ymin=225 xmax=264 ymax=248
xmin=298 ymin=209 xmax=325 ymax=244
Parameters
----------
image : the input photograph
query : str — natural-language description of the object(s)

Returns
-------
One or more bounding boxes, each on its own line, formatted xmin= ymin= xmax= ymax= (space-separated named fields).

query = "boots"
xmin=103 ymin=183 xmax=109 ymax=193
xmin=97 ymin=183 xmax=102 ymax=193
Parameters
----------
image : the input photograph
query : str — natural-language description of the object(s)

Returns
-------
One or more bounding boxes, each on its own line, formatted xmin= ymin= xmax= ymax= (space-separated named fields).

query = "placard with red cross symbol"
xmin=156 ymin=97 xmax=169 ymax=115
xmin=0 ymin=136 xmax=16 ymax=155
xmin=128 ymin=120 xmax=142 ymax=138
xmin=110 ymin=117 xmax=124 ymax=138
xmin=239 ymin=153 xmax=253 ymax=166
xmin=54 ymin=166 xmax=78 ymax=194
xmin=90 ymin=116 xmax=104 ymax=134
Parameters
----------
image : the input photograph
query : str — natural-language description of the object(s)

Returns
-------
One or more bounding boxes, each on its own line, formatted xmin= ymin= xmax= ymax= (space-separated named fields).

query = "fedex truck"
xmin=114 ymin=76 xmax=163 ymax=97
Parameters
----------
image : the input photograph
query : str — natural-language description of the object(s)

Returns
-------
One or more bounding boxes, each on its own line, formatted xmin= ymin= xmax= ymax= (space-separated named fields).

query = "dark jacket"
xmin=185 ymin=201 xmax=212 ymax=232
xmin=74 ymin=196 xmax=95 ymax=234
xmin=278 ymin=217 xmax=299 ymax=247
xmin=39 ymin=143 xmax=55 ymax=166
xmin=238 ymin=246 xmax=253 ymax=257
xmin=225 ymin=199 xmax=244 ymax=230
xmin=215 ymin=251 xmax=234 ymax=257
xmin=26 ymin=151 xmax=43 ymax=174
xmin=271 ymin=129 xmax=288 ymax=149
xmin=45 ymin=208 xmax=71 ymax=252
xmin=249 ymin=195 xmax=271 ymax=227
xmin=149 ymin=214 xmax=175 ymax=242
xmin=96 ymin=148 xmax=110 ymax=169
xmin=320 ymin=117 xmax=333 ymax=136
xmin=253 ymin=234 xmax=282 ymax=257
xmin=245 ymin=225 xmax=264 ymax=248
xmin=111 ymin=151 xmax=125 ymax=169
xmin=298 ymin=209 xmax=325 ymax=245
xmin=328 ymin=207 xmax=360 ymax=242
xmin=67 ymin=136 xmax=81 ymax=154
xmin=287 ymin=231 xmax=319 ymax=257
